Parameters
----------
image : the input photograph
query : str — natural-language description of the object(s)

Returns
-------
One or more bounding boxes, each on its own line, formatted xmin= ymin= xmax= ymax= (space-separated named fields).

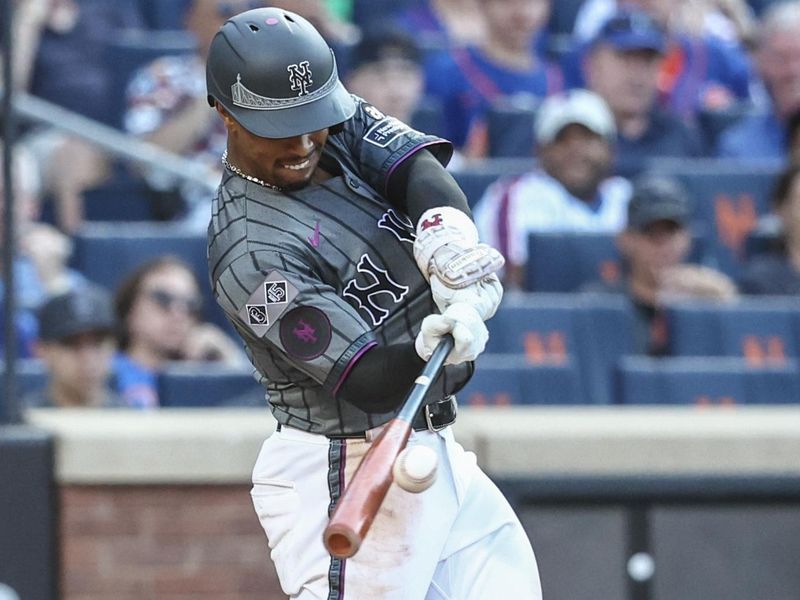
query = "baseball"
xmin=393 ymin=445 xmax=438 ymax=493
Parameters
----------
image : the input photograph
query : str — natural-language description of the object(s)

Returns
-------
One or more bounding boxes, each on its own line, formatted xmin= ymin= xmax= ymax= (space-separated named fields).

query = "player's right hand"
xmin=415 ymin=302 xmax=488 ymax=366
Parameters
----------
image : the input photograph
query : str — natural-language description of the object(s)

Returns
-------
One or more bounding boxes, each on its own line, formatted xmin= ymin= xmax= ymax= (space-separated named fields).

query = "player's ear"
xmin=214 ymin=102 xmax=237 ymax=129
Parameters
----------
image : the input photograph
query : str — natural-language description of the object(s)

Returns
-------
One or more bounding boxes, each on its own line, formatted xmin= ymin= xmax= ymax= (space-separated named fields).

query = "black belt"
xmin=276 ymin=397 xmax=457 ymax=439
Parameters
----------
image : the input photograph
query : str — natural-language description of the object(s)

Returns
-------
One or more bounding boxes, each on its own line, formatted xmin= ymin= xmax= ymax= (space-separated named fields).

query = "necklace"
xmin=221 ymin=150 xmax=283 ymax=192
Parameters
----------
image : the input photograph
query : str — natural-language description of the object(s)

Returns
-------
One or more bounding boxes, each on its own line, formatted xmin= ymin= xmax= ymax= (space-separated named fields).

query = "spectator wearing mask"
xmin=474 ymin=90 xmax=631 ymax=288
xmin=24 ymin=285 xmax=123 ymax=408
xmin=112 ymin=256 xmax=246 ymax=408
xmin=582 ymin=174 xmax=737 ymax=355
xmin=583 ymin=8 xmax=705 ymax=176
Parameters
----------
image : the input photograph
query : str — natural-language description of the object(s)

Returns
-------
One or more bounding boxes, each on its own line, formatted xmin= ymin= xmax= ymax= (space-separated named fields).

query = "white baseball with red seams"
xmin=393 ymin=445 xmax=438 ymax=493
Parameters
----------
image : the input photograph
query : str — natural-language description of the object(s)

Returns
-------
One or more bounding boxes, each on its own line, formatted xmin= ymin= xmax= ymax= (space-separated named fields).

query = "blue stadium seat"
xmin=459 ymin=354 xmax=583 ymax=405
xmin=104 ymin=29 xmax=197 ymax=129
xmin=458 ymin=354 xmax=525 ymax=406
xmin=72 ymin=223 xmax=232 ymax=333
xmin=664 ymin=298 xmax=800 ymax=361
xmin=157 ymin=362 xmax=264 ymax=407
xmin=645 ymin=159 xmax=782 ymax=278
xmin=0 ymin=360 xmax=48 ymax=417
xmin=486 ymin=104 xmax=537 ymax=158
xmin=451 ymin=158 xmax=529 ymax=209
xmin=138 ymin=0 xmax=188 ymax=30
xmin=486 ymin=293 xmax=636 ymax=404
xmin=524 ymin=232 xmax=622 ymax=292
xmin=617 ymin=355 xmax=800 ymax=404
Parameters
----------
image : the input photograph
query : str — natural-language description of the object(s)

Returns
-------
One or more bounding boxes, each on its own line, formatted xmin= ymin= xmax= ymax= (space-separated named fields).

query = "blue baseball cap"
xmin=591 ymin=9 xmax=667 ymax=54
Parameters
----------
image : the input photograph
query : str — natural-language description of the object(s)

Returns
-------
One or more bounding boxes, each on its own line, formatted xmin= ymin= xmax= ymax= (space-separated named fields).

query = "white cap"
xmin=534 ymin=89 xmax=616 ymax=145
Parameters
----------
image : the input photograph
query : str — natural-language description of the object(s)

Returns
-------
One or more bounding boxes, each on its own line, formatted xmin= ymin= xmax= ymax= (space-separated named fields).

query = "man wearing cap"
xmin=24 ymin=285 xmax=123 ymax=408
xmin=205 ymin=6 xmax=540 ymax=599
xmin=582 ymin=174 xmax=737 ymax=355
xmin=582 ymin=8 xmax=704 ymax=176
xmin=474 ymin=89 xmax=631 ymax=288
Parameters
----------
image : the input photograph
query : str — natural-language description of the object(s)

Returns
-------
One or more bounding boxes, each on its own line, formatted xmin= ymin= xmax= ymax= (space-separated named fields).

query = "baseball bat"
xmin=323 ymin=335 xmax=455 ymax=559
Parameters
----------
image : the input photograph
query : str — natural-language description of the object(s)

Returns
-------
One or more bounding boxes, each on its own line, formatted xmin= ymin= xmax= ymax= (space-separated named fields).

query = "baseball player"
xmin=205 ymin=7 xmax=541 ymax=599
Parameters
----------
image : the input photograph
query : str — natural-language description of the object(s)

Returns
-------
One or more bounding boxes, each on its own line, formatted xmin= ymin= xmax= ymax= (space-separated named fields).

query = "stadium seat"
xmin=645 ymin=159 xmax=782 ymax=278
xmin=664 ymin=299 xmax=800 ymax=362
xmin=72 ymin=223 xmax=233 ymax=333
xmin=104 ymin=29 xmax=197 ymax=129
xmin=157 ymin=362 xmax=264 ymax=407
xmin=451 ymin=158 xmax=530 ymax=209
xmin=138 ymin=0 xmax=188 ymax=30
xmin=459 ymin=354 xmax=583 ymax=405
xmin=617 ymin=355 xmax=800 ymax=404
xmin=0 ymin=360 xmax=48 ymax=417
xmin=486 ymin=104 xmax=537 ymax=158
xmin=524 ymin=232 xmax=622 ymax=292
xmin=486 ymin=293 xmax=636 ymax=404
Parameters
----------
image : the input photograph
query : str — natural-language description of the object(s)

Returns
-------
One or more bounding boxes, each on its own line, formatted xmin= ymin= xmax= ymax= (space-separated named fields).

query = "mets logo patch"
xmin=279 ymin=306 xmax=332 ymax=360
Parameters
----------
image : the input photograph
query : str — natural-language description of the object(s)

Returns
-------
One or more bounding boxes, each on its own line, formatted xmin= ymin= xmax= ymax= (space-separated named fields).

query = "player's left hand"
xmin=415 ymin=302 xmax=488 ymax=366
xmin=430 ymin=272 xmax=503 ymax=321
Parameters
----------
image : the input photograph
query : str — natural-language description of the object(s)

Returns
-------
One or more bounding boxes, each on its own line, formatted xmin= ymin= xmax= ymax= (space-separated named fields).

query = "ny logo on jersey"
xmin=343 ymin=254 xmax=409 ymax=326
xmin=378 ymin=209 xmax=415 ymax=243
xmin=287 ymin=61 xmax=313 ymax=96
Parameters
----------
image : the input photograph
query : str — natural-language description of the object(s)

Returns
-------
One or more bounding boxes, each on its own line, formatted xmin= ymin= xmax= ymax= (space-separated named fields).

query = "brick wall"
xmin=60 ymin=485 xmax=285 ymax=600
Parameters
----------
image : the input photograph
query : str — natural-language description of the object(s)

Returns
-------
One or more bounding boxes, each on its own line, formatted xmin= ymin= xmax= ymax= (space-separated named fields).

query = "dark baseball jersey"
xmin=208 ymin=96 xmax=473 ymax=435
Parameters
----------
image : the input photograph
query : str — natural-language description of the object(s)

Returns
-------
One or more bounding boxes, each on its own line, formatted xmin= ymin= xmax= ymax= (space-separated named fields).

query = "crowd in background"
xmin=2 ymin=0 xmax=800 ymax=410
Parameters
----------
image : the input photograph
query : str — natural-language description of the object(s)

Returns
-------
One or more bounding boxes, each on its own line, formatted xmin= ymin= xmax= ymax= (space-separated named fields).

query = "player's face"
xmin=221 ymin=108 xmax=329 ymax=191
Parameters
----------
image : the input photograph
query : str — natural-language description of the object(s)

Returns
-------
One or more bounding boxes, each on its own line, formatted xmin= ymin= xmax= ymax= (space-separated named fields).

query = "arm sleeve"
xmin=336 ymin=342 xmax=428 ymax=413
xmin=386 ymin=148 xmax=472 ymax=223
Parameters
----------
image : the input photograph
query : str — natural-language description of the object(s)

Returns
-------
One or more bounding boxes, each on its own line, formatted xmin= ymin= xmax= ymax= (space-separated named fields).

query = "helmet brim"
xmin=229 ymin=83 xmax=356 ymax=139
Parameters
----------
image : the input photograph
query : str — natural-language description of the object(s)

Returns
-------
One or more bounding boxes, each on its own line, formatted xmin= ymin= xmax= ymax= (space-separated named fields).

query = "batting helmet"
xmin=206 ymin=7 xmax=356 ymax=138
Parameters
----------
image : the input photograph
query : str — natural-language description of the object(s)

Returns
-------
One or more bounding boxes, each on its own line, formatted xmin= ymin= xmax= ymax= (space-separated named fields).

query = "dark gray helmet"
xmin=206 ymin=7 xmax=356 ymax=138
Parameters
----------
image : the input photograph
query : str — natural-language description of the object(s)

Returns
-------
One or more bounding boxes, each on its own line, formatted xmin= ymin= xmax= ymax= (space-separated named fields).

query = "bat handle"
xmin=397 ymin=334 xmax=455 ymax=423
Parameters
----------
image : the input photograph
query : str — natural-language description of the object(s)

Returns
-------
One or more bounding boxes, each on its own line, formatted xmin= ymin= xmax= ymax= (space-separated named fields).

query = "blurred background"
xmin=1 ymin=0 xmax=800 ymax=599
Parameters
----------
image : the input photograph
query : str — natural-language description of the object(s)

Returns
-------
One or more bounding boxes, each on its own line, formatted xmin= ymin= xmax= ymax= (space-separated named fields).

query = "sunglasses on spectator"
xmin=146 ymin=289 xmax=203 ymax=316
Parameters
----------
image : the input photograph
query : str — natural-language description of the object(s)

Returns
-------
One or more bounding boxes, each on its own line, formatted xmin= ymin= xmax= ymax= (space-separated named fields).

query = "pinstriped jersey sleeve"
xmin=327 ymin=95 xmax=454 ymax=197
xmin=215 ymin=249 xmax=375 ymax=393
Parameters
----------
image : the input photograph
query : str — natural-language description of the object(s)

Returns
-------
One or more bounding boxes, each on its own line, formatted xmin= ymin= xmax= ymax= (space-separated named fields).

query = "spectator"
xmin=24 ymin=285 xmax=123 ymax=408
xmin=717 ymin=1 xmax=800 ymax=160
xmin=393 ymin=0 xmax=488 ymax=50
xmin=583 ymin=174 xmax=737 ymax=355
xmin=124 ymin=0 xmax=266 ymax=228
xmin=423 ymin=0 xmax=560 ymax=156
xmin=583 ymin=8 xmax=705 ymax=176
xmin=112 ymin=256 xmax=246 ymax=408
xmin=10 ymin=0 xmax=146 ymax=232
xmin=738 ymin=164 xmax=800 ymax=294
xmin=344 ymin=27 xmax=425 ymax=126
xmin=473 ymin=90 xmax=631 ymax=288
xmin=0 ymin=144 xmax=87 ymax=359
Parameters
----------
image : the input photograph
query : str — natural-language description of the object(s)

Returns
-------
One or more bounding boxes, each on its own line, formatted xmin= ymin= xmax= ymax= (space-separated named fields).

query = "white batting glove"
xmin=415 ymin=303 xmax=488 ymax=366
xmin=413 ymin=207 xmax=505 ymax=289
xmin=429 ymin=272 xmax=503 ymax=321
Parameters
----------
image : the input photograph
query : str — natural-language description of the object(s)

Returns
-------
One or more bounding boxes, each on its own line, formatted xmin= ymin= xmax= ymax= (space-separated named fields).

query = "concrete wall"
xmin=23 ymin=406 xmax=800 ymax=600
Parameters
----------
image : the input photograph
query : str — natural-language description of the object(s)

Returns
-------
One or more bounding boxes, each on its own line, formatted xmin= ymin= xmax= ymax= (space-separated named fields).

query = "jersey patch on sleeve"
xmin=363 ymin=116 xmax=413 ymax=148
xmin=279 ymin=306 xmax=332 ymax=361
xmin=238 ymin=271 xmax=298 ymax=337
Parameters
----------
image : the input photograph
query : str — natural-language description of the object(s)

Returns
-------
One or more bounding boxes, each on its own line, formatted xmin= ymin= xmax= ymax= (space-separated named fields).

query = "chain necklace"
xmin=221 ymin=150 xmax=283 ymax=192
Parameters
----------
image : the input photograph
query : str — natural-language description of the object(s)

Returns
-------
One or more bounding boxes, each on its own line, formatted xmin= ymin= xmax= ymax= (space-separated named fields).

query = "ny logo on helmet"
xmin=287 ymin=61 xmax=313 ymax=96
xmin=343 ymin=254 xmax=409 ymax=326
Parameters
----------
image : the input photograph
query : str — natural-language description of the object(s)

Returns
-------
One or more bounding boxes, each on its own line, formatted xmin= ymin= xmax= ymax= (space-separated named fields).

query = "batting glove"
xmin=429 ymin=272 xmax=503 ymax=321
xmin=413 ymin=206 xmax=505 ymax=290
xmin=415 ymin=302 xmax=488 ymax=366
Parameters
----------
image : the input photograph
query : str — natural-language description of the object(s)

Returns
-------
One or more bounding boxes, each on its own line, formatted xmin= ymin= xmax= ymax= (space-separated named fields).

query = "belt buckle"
xmin=424 ymin=397 xmax=456 ymax=432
